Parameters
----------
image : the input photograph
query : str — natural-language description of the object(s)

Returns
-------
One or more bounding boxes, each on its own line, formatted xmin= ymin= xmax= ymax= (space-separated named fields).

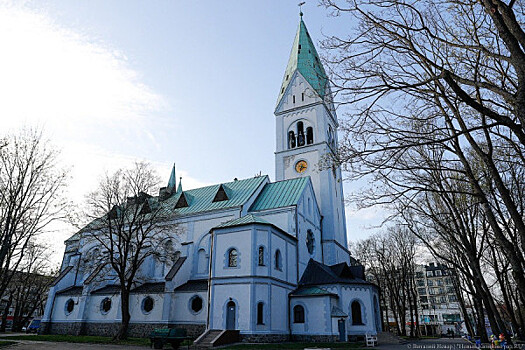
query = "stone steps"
xmin=193 ymin=329 xmax=223 ymax=348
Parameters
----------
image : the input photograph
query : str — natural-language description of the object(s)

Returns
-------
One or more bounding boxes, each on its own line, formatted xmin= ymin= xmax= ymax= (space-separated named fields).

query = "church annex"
xmin=42 ymin=15 xmax=381 ymax=342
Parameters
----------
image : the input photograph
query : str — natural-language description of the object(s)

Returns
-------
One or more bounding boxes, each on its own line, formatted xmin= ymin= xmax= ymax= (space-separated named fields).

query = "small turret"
xmin=159 ymin=163 xmax=177 ymax=200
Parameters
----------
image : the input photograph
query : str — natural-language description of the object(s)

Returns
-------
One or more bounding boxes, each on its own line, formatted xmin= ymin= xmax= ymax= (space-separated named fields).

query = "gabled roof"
xmin=299 ymin=259 xmax=370 ymax=286
xmin=67 ymin=176 xmax=268 ymax=241
xmin=276 ymin=16 xmax=328 ymax=108
xmin=174 ymin=192 xmax=190 ymax=208
xmin=165 ymin=257 xmax=187 ymax=281
xmin=331 ymin=305 xmax=348 ymax=318
xmin=174 ymin=279 xmax=208 ymax=292
xmin=131 ymin=282 xmax=165 ymax=294
xmin=55 ymin=285 xmax=83 ymax=296
xmin=249 ymin=177 xmax=309 ymax=212
xmin=84 ymin=264 xmax=105 ymax=285
xmin=91 ymin=284 xmax=121 ymax=295
xmin=216 ymin=214 xmax=271 ymax=229
xmin=155 ymin=176 xmax=268 ymax=218
xmin=51 ymin=266 xmax=73 ymax=287
xmin=212 ymin=184 xmax=230 ymax=202
xmin=290 ymin=286 xmax=337 ymax=297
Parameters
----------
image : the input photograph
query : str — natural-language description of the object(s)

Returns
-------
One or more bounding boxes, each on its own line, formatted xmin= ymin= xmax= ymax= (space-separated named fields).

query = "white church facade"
xmin=41 ymin=15 xmax=381 ymax=343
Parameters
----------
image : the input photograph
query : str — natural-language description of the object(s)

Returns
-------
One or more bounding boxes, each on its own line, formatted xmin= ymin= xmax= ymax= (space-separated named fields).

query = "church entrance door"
xmin=226 ymin=301 xmax=236 ymax=330
xmin=338 ymin=319 xmax=346 ymax=342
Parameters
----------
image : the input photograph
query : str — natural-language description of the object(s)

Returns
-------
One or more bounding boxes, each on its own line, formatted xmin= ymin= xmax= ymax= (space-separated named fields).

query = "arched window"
xmin=275 ymin=249 xmax=282 ymax=271
xmin=306 ymin=230 xmax=315 ymax=255
xmin=288 ymin=131 xmax=296 ymax=149
xmin=228 ymin=249 xmax=238 ymax=267
xmin=351 ymin=301 xmax=363 ymax=325
xmin=297 ymin=122 xmax=305 ymax=147
xmin=92 ymin=248 xmax=100 ymax=261
xmin=329 ymin=125 xmax=336 ymax=148
xmin=258 ymin=246 xmax=265 ymax=266
xmin=306 ymin=127 xmax=313 ymax=144
xmin=198 ymin=249 xmax=208 ymax=274
xmin=257 ymin=302 xmax=264 ymax=325
xmin=174 ymin=251 xmax=181 ymax=262
xmin=293 ymin=305 xmax=305 ymax=323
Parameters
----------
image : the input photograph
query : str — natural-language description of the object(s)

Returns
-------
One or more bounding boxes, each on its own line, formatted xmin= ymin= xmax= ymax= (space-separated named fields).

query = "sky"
xmin=0 ymin=0 xmax=383 ymax=266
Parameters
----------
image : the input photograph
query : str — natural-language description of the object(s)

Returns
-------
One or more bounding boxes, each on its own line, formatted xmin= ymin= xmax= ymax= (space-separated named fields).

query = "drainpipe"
xmin=206 ymin=229 xmax=214 ymax=331
xmin=288 ymin=294 xmax=292 ymax=341
xmin=320 ymin=215 xmax=324 ymax=263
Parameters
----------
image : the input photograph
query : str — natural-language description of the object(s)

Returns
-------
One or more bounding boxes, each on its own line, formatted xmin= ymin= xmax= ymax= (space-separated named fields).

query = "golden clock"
xmin=295 ymin=160 xmax=308 ymax=173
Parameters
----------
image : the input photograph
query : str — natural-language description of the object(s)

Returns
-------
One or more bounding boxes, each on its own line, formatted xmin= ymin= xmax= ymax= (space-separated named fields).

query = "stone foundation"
xmin=291 ymin=334 xmax=338 ymax=342
xmin=41 ymin=321 xmax=205 ymax=339
xmin=40 ymin=321 xmax=83 ymax=335
xmin=168 ymin=323 xmax=206 ymax=339
xmin=240 ymin=333 xmax=289 ymax=343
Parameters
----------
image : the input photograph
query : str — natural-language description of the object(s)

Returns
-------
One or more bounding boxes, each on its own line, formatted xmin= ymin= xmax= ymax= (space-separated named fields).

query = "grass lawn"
xmin=0 ymin=341 xmax=16 ymax=348
xmin=222 ymin=342 xmax=365 ymax=349
xmin=0 ymin=334 xmax=151 ymax=346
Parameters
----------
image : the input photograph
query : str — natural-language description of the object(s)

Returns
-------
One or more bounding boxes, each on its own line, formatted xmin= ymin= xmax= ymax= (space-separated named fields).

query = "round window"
xmin=100 ymin=297 xmax=112 ymax=314
xmin=65 ymin=299 xmax=75 ymax=314
xmin=142 ymin=296 xmax=154 ymax=314
xmin=190 ymin=295 xmax=203 ymax=313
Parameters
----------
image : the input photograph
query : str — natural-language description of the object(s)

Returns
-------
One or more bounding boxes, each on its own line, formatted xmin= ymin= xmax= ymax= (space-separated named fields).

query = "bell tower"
xmin=274 ymin=14 xmax=349 ymax=265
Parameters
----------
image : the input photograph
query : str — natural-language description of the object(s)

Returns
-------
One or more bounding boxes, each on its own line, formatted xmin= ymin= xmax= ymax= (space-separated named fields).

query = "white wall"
xmin=290 ymin=296 xmax=332 ymax=335
xmin=170 ymin=291 xmax=207 ymax=324
xmin=325 ymin=284 xmax=380 ymax=335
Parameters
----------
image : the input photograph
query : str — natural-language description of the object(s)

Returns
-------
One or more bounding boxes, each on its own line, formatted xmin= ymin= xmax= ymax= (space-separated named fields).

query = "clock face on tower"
xmin=295 ymin=160 xmax=308 ymax=173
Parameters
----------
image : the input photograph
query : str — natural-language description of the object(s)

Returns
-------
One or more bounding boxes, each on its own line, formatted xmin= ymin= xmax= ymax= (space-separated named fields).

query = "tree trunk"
xmin=0 ymin=293 xmax=12 ymax=332
xmin=115 ymin=290 xmax=130 ymax=340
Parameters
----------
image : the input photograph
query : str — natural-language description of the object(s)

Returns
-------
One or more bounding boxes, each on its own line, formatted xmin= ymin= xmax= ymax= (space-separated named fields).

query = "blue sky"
xmin=0 ymin=0 xmax=382 ymax=264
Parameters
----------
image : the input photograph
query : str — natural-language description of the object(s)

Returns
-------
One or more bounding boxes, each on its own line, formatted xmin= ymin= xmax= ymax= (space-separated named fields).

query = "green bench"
xmin=149 ymin=328 xmax=189 ymax=349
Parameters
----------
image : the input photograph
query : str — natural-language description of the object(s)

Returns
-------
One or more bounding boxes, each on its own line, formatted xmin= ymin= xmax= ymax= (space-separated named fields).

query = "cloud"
xmin=0 ymin=2 xmax=189 ymax=267
xmin=0 ymin=2 xmax=167 ymax=141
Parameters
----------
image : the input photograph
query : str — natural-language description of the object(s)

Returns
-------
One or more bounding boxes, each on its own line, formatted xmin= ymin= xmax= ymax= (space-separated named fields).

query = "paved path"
xmin=0 ymin=334 xmax=149 ymax=350
xmin=377 ymin=337 xmax=483 ymax=350
xmin=3 ymin=340 xmax=149 ymax=349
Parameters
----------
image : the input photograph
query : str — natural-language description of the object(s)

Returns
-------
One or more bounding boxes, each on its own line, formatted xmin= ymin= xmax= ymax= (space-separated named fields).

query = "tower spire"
xmin=275 ymin=13 xmax=328 ymax=110
xmin=167 ymin=163 xmax=177 ymax=190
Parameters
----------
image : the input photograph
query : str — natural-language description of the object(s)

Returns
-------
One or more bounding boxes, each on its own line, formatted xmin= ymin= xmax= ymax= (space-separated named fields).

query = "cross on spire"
xmin=298 ymin=2 xmax=305 ymax=17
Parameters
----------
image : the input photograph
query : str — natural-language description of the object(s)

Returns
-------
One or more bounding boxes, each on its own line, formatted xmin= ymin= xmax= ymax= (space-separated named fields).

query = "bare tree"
xmin=352 ymin=227 xmax=420 ymax=337
xmin=319 ymin=0 xmax=525 ymax=338
xmin=0 ymin=129 xmax=68 ymax=304
xmin=9 ymin=242 xmax=54 ymax=332
xmin=82 ymin=161 xmax=178 ymax=340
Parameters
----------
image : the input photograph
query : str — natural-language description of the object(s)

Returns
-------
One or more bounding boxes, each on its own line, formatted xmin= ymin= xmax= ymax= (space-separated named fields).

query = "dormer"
xmin=212 ymin=184 xmax=230 ymax=202
xmin=175 ymin=192 xmax=190 ymax=209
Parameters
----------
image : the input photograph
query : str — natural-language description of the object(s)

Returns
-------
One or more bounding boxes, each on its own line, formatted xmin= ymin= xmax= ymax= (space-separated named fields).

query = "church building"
xmin=41 ymin=14 xmax=381 ymax=343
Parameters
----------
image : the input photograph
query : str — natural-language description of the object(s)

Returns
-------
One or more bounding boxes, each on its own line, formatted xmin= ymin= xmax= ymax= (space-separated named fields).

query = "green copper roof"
xmin=176 ymin=177 xmax=183 ymax=193
xmin=290 ymin=286 xmax=337 ymax=297
xmin=159 ymin=175 xmax=268 ymax=217
xmin=216 ymin=214 xmax=272 ymax=229
xmin=249 ymin=177 xmax=309 ymax=212
xmin=276 ymin=17 xmax=328 ymax=108
xmin=67 ymin=176 xmax=269 ymax=241
xmin=167 ymin=164 xmax=177 ymax=190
